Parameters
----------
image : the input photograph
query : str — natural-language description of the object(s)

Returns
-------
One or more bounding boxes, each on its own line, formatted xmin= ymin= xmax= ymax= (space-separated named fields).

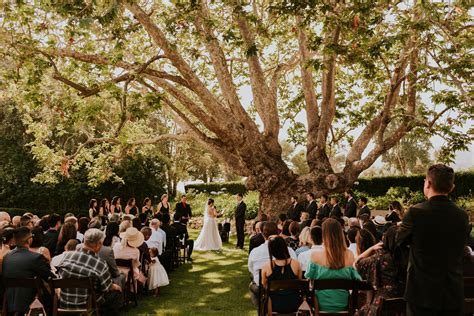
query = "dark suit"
xmin=175 ymin=202 xmax=192 ymax=223
xmin=287 ymin=203 xmax=304 ymax=221
xmin=2 ymin=247 xmax=54 ymax=313
xmin=235 ymin=201 xmax=246 ymax=248
xmin=358 ymin=205 xmax=371 ymax=218
xmin=329 ymin=204 xmax=343 ymax=218
xmin=317 ymin=203 xmax=331 ymax=220
xmin=43 ymin=229 xmax=59 ymax=256
xmin=306 ymin=200 xmax=318 ymax=220
xmin=344 ymin=198 xmax=357 ymax=218
xmin=396 ymin=195 xmax=469 ymax=314
xmin=161 ymin=223 xmax=177 ymax=251
xmin=248 ymin=233 xmax=265 ymax=254
xmin=172 ymin=221 xmax=193 ymax=259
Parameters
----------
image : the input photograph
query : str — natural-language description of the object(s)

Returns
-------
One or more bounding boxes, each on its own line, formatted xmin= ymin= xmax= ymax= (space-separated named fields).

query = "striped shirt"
xmin=58 ymin=248 xmax=112 ymax=308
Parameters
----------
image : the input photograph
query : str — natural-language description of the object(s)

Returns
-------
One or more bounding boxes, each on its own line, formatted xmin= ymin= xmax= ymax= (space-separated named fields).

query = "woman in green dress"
xmin=305 ymin=218 xmax=361 ymax=312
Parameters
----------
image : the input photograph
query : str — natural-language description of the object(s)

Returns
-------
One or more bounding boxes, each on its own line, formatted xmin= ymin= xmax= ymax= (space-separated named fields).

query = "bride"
xmin=194 ymin=198 xmax=223 ymax=251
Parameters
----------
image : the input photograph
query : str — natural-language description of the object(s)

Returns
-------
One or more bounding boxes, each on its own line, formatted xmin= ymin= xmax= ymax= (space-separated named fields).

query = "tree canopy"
xmin=0 ymin=0 xmax=472 ymax=212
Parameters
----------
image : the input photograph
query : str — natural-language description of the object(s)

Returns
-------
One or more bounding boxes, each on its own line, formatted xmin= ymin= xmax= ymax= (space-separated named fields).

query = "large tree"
xmin=0 ymin=1 xmax=472 ymax=214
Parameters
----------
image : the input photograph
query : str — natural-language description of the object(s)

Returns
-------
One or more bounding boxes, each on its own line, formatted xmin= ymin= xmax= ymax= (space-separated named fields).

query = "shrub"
xmin=185 ymin=181 xmax=247 ymax=195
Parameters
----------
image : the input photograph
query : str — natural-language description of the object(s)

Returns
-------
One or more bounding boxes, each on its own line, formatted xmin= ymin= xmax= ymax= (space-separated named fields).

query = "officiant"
xmin=235 ymin=193 xmax=246 ymax=249
xmin=175 ymin=194 xmax=192 ymax=224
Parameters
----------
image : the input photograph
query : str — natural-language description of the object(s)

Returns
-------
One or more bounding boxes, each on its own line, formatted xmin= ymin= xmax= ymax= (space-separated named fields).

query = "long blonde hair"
xmin=322 ymin=218 xmax=347 ymax=269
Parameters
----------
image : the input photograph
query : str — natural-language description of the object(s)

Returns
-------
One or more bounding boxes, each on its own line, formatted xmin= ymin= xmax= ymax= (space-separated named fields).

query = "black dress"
xmin=385 ymin=211 xmax=401 ymax=223
xmin=267 ymin=259 xmax=301 ymax=313
xmin=155 ymin=203 xmax=170 ymax=221
xmin=143 ymin=206 xmax=153 ymax=218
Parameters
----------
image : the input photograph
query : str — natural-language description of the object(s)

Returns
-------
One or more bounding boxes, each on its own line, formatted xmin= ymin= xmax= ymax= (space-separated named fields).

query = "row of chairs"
xmin=258 ymin=276 xmax=474 ymax=316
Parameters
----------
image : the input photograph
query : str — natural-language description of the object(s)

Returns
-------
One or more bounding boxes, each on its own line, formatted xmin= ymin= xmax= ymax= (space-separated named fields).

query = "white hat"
xmin=373 ymin=215 xmax=387 ymax=226
xmin=120 ymin=227 xmax=144 ymax=248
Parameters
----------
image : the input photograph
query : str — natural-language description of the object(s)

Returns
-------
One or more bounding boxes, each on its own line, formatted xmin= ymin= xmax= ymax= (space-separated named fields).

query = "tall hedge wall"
xmin=185 ymin=172 xmax=474 ymax=198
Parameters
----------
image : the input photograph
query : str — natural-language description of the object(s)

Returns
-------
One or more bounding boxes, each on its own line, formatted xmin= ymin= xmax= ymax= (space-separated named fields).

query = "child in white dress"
xmin=147 ymin=247 xmax=169 ymax=295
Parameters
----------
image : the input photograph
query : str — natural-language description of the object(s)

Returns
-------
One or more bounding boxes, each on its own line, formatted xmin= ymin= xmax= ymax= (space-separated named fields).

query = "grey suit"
xmin=2 ymin=247 xmax=54 ymax=313
xmin=76 ymin=244 xmax=125 ymax=288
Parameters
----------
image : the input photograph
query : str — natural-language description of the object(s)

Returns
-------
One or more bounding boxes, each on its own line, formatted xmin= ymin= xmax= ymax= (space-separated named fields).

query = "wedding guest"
xmin=119 ymin=219 xmax=132 ymax=234
xmin=347 ymin=226 xmax=359 ymax=256
xmin=12 ymin=215 xmax=21 ymax=227
xmin=277 ymin=214 xmax=287 ymax=233
xmin=299 ymin=211 xmax=311 ymax=230
xmin=280 ymin=220 xmax=292 ymax=239
xmin=373 ymin=215 xmax=388 ymax=240
xmin=329 ymin=197 xmax=343 ymax=218
xmin=171 ymin=213 xmax=194 ymax=261
xmin=3 ymin=227 xmax=54 ymax=314
xmin=38 ymin=215 xmax=50 ymax=232
xmin=397 ymin=164 xmax=469 ymax=315
xmin=363 ymin=221 xmax=379 ymax=242
xmin=19 ymin=215 xmax=34 ymax=229
xmin=0 ymin=227 xmax=15 ymax=273
xmin=305 ymin=219 xmax=361 ymax=312
xmin=355 ymin=226 xmax=407 ymax=315
xmin=142 ymin=197 xmax=154 ymax=217
xmin=77 ymin=217 xmax=90 ymax=242
xmin=156 ymin=194 xmax=171 ymax=220
xmin=89 ymin=198 xmax=98 ymax=219
xmin=298 ymin=226 xmax=323 ymax=271
xmin=110 ymin=196 xmax=122 ymax=216
xmin=51 ymin=239 xmax=79 ymax=269
xmin=114 ymin=227 xmax=146 ymax=285
xmin=287 ymin=196 xmax=304 ymax=221
xmin=125 ymin=198 xmax=139 ymax=217
xmin=357 ymin=197 xmax=371 ymax=218
xmin=56 ymin=222 xmax=78 ymax=255
xmin=160 ymin=213 xmax=177 ymax=252
xmin=104 ymin=222 xmax=121 ymax=248
xmin=44 ymin=213 xmax=61 ymax=256
xmin=147 ymin=247 xmax=169 ymax=295
xmin=344 ymin=190 xmax=357 ymax=218
xmin=249 ymin=221 xmax=265 ymax=254
xmin=317 ymin=195 xmax=331 ymax=220
xmin=261 ymin=236 xmax=302 ymax=314
xmin=30 ymin=226 xmax=51 ymax=262
xmin=175 ymin=194 xmax=192 ymax=224
xmin=132 ymin=217 xmax=143 ymax=231
xmin=137 ymin=229 xmax=151 ymax=268
xmin=248 ymin=222 xmax=297 ymax=307
xmin=356 ymin=229 xmax=376 ymax=256
xmin=0 ymin=211 xmax=11 ymax=223
xmin=286 ymin=221 xmax=300 ymax=251
xmin=386 ymin=201 xmax=404 ymax=223
xmin=306 ymin=192 xmax=318 ymax=220
xmin=59 ymin=228 xmax=122 ymax=315
xmin=295 ymin=226 xmax=311 ymax=256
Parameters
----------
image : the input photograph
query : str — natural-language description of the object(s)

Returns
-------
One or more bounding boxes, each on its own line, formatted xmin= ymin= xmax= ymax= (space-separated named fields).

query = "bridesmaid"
xmin=125 ymin=198 xmax=139 ymax=217
xmin=155 ymin=194 xmax=170 ymax=220
xmin=142 ymin=197 xmax=154 ymax=217
xmin=99 ymin=198 xmax=110 ymax=225
xmin=111 ymin=196 xmax=122 ymax=217
xmin=88 ymin=199 xmax=98 ymax=219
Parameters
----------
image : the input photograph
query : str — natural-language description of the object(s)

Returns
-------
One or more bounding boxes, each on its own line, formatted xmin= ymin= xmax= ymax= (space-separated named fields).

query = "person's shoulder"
xmin=310 ymin=248 xmax=325 ymax=264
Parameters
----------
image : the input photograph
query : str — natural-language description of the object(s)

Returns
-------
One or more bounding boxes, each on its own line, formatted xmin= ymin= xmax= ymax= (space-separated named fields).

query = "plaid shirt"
xmin=58 ymin=248 xmax=112 ymax=308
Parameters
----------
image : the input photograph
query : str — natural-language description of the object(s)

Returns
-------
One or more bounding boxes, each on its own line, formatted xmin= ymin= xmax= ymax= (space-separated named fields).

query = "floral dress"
xmin=355 ymin=249 xmax=404 ymax=315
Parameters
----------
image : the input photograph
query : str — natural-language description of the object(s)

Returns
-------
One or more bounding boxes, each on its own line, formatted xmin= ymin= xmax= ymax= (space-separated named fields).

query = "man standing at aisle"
xmin=397 ymin=164 xmax=469 ymax=316
xmin=235 ymin=193 xmax=246 ymax=249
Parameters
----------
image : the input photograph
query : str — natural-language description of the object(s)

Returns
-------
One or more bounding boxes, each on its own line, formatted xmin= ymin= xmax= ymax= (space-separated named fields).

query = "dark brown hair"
xmin=427 ymin=164 xmax=455 ymax=193
xmin=356 ymin=229 xmax=376 ymax=255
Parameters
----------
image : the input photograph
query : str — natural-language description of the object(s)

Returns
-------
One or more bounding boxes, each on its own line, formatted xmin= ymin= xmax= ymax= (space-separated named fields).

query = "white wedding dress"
xmin=194 ymin=205 xmax=222 ymax=251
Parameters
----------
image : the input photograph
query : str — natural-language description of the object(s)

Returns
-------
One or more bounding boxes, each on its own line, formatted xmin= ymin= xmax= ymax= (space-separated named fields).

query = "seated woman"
xmin=295 ymin=226 xmax=311 ymax=256
xmin=286 ymin=221 xmax=301 ymax=251
xmin=261 ymin=236 xmax=302 ymax=314
xmin=355 ymin=226 xmax=407 ymax=315
xmin=113 ymin=227 xmax=146 ymax=286
xmin=356 ymin=229 xmax=376 ymax=256
xmin=305 ymin=218 xmax=361 ymax=312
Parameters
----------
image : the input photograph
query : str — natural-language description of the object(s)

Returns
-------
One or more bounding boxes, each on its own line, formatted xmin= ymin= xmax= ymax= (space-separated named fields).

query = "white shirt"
xmin=147 ymin=228 xmax=164 ymax=255
xmin=51 ymin=253 xmax=66 ymax=268
xmin=158 ymin=228 xmax=167 ymax=248
xmin=248 ymin=240 xmax=297 ymax=284
xmin=297 ymin=245 xmax=323 ymax=271
xmin=76 ymin=232 xmax=84 ymax=242
xmin=348 ymin=243 xmax=358 ymax=257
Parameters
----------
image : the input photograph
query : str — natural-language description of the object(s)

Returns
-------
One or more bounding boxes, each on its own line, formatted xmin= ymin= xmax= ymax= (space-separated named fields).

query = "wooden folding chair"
xmin=115 ymin=259 xmax=138 ymax=307
xmin=464 ymin=277 xmax=474 ymax=314
xmin=310 ymin=279 xmax=374 ymax=316
xmin=174 ymin=235 xmax=181 ymax=268
xmin=377 ymin=297 xmax=406 ymax=316
xmin=2 ymin=277 xmax=45 ymax=315
xmin=50 ymin=277 xmax=99 ymax=316
xmin=177 ymin=233 xmax=188 ymax=264
xmin=264 ymin=279 xmax=314 ymax=316
xmin=258 ymin=270 xmax=265 ymax=316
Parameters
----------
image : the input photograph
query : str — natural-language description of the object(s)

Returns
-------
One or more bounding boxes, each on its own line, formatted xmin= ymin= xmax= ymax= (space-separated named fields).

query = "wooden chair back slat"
xmin=50 ymin=277 xmax=99 ymax=316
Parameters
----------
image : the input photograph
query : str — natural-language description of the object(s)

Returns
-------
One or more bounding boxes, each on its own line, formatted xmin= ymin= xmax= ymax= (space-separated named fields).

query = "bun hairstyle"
xmin=207 ymin=199 xmax=214 ymax=205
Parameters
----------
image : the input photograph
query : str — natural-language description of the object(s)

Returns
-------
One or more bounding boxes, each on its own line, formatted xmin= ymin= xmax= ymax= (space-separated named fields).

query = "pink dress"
xmin=113 ymin=243 xmax=146 ymax=284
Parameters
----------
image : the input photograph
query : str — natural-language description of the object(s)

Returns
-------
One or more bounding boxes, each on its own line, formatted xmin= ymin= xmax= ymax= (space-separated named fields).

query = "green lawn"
xmin=123 ymin=229 xmax=256 ymax=315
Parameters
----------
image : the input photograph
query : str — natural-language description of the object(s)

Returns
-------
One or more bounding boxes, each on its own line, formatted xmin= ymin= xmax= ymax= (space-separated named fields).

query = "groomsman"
xmin=175 ymin=194 xmax=192 ymax=224
xmin=235 ymin=193 xmax=246 ymax=249
xmin=317 ymin=194 xmax=331 ymax=220
xmin=287 ymin=196 xmax=304 ymax=221
xmin=305 ymin=193 xmax=318 ymax=220
xmin=344 ymin=190 xmax=357 ymax=218
xmin=357 ymin=196 xmax=371 ymax=218
xmin=329 ymin=196 xmax=343 ymax=218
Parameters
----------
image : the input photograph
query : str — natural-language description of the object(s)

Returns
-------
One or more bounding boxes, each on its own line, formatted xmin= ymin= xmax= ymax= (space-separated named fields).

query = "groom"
xmin=235 ymin=193 xmax=246 ymax=249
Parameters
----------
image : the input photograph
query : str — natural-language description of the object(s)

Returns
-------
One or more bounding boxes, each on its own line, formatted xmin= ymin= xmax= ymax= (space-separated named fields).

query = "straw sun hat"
xmin=120 ymin=227 xmax=144 ymax=248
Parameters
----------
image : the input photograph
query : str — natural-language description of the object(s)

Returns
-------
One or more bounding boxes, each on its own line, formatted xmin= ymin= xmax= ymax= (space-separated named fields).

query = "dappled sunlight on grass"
xmin=122 ymin=229 xmax=256 ymax=315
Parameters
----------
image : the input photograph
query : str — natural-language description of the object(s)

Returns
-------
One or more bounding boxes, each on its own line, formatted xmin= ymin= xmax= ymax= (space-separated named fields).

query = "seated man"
xmin=58 ymin=228 xmax=123 ymax=315
xmin=171 ymin=213 xmax=194 ymax=261
xmin=248 ymin=222 xmax=297 ymax=307
xmin=248 ymin=221 xmax=265 ymax=254
xmin=297 ymin=226 xmax=323 ymax=271
xmin=2 ymin=227 xmax=54 ymax=314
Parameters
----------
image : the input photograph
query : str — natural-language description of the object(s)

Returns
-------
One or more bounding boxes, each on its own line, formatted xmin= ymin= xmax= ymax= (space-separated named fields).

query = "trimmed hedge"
xmin=185 ymin=171 xmax=474 ymax=198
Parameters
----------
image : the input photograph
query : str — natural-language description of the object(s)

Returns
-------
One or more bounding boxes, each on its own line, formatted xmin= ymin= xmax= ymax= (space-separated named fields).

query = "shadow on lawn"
xmin=124 ymin=235 xmax=256 ymax=315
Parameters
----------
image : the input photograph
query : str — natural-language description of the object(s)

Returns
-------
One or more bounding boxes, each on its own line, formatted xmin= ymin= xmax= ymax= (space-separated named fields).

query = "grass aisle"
xmin=124 ymin=229 xmax=256 ymax=315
